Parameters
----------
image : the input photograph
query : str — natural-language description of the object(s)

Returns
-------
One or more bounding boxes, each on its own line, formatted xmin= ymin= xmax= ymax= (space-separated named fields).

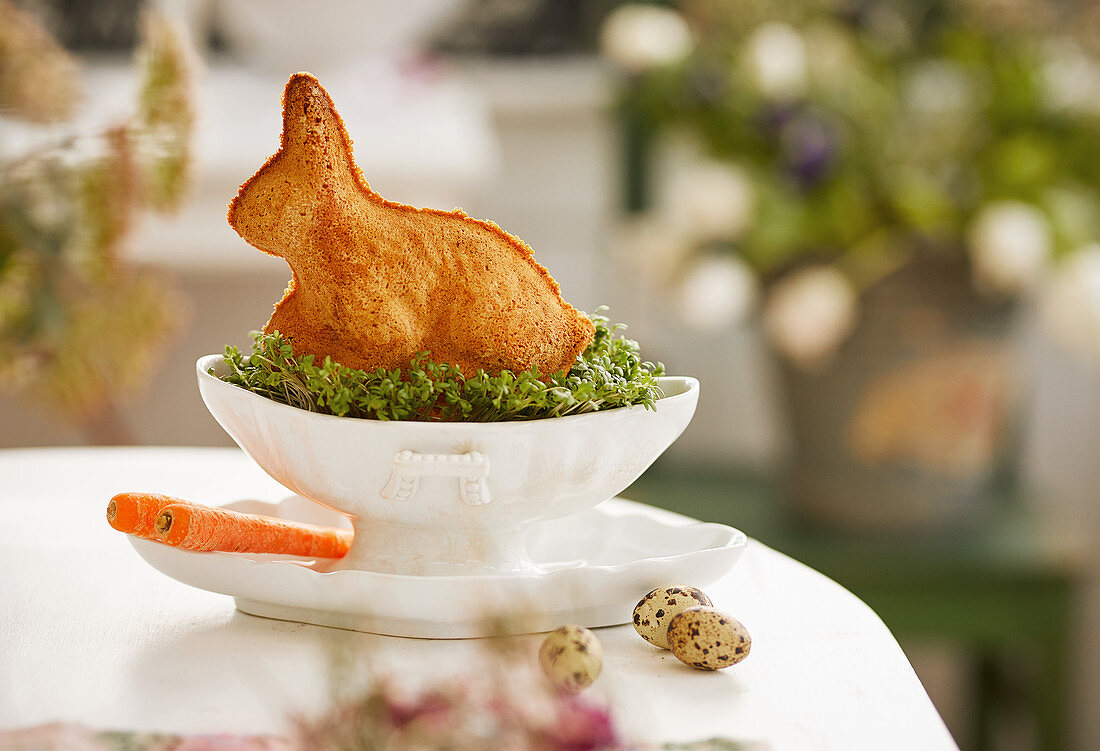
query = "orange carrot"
xmin=154 ymin=503 xmax=353 ymax=557
xmin=107 ymin=492 xmax=180 ymax=538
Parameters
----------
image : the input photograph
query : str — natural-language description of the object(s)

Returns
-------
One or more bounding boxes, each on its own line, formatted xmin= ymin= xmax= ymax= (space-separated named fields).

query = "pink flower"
xmin=384 ymin=689 xmax=455 ymax=734
xmin=538 ymin=697 xmax=621 ymax=751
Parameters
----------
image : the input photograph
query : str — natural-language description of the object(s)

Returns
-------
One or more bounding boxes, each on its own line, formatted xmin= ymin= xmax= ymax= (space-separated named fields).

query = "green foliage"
xmin=219 ymin=310 xmax=666 ymax=422
xmin=134 ymin=11 xmax=193 ymax=211
xmin=0 ymin=1 xmax=79 ymax=123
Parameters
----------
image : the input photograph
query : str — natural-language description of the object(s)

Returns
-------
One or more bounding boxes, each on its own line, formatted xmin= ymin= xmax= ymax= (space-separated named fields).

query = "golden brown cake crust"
xmin=227 ymin=72 xmax=594 ymax=377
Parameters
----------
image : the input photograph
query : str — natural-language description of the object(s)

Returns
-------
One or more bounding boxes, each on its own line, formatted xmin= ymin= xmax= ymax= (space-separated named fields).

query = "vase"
xmin=778 ymin=256 xmax=1020 ymax=534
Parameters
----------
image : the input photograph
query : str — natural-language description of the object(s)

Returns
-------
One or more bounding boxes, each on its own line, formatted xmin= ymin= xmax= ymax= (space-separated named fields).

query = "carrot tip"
xmin=106 ymin=499 xmax=117 ymax=521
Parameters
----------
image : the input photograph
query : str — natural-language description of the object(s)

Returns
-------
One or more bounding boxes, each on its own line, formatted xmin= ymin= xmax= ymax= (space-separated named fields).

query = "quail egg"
xmin=632 ymin=585 xmax=713 ymax=649
xmin=538 ymin=625 xmax=603 ymax=693
xmin=667 ymin=606 xmax=751 ymax=671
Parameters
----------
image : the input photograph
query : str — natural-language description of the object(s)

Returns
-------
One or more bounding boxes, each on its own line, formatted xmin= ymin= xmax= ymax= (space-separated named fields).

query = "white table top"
xmin=0 ymin=447 xmax=957 ymax=750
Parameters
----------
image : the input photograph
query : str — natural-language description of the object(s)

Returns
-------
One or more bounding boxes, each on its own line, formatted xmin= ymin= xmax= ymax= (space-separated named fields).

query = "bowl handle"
xmin=379 ymin=450 xmax=491 ymax=506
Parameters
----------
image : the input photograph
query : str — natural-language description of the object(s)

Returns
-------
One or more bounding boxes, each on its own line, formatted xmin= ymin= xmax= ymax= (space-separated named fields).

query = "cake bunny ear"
xmin=279 ymin=73 xmax=365 ymax=188
xmin=227 ymin=72 xmax=368 ymax=258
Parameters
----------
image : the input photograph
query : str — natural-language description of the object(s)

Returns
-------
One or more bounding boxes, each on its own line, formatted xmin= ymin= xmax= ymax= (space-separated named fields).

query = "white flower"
xmin=660 ymin=160 xmax=755 ymax=244
xmin=674 ymin=255 xmax=758 ymax=332
xmin=967 ymin=201 xmax=1052 ymax=295
xmin=743 ymin=23 xmax=808 ymax=99
xmin=763 ymin=266 xmax=857 ymax=368
xmin=1040 ymin=245 xmax=1100 ymax=360
xmin=1040 ymin=40 xmax=1100 ymax=115
xmin=903 ymin=61 xmax=974 ymax=117
xmin=599 ymin=5 xmax=693 ymax=73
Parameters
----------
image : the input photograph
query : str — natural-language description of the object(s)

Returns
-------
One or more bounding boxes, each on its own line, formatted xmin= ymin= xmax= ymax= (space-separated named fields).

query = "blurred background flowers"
xmin=0 ymin=1 xmax=192 ymax=442
xmin=4 ymin=0 xmax=1100 ymax=749
xmin=606 ymin=0 xmax=1100 ymax=532
xmin=610 ymin=0 xmax=1100 ymax=357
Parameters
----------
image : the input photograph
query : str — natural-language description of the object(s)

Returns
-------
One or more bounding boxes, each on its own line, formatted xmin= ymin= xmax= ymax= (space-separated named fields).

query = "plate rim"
xmin=128 ymin=496 xmax=748 ymax=584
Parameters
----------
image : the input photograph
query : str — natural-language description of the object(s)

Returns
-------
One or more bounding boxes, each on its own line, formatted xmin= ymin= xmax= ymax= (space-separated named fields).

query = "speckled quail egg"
xmin=632 ymin=585 xmax=713 ymax=649
xmin=667 ymin=606 xmax=751 ymax=671
xmin=538 ymin=625 xmax=603 ymax=693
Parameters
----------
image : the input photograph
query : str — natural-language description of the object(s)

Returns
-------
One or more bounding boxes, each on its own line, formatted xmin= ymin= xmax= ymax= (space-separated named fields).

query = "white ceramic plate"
xmin=129 ymin=496 xmax=747 ymax=638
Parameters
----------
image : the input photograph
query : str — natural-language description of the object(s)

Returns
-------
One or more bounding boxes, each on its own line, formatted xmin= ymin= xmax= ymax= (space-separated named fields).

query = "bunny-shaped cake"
xmin=228 ymin=73 xmax=594 ymax=377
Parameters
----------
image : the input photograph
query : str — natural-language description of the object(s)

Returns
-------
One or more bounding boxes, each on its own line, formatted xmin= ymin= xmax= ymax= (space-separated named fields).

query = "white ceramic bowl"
xmin=197 ymin=355 xmax=699 ymax=576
